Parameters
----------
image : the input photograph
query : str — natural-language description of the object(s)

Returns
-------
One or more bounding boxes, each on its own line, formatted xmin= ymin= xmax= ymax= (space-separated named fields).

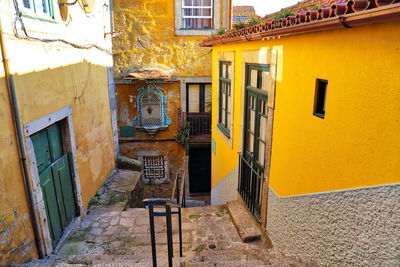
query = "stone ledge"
xmin=226 ymin=200 xmax=262 ymax=243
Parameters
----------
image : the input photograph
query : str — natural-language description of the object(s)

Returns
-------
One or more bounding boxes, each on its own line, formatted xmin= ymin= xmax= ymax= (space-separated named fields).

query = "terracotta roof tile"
xmin=233 ymin=5 xmax=256 ymax=23
xmin=201 ymin=0 xmax=400 ymax=47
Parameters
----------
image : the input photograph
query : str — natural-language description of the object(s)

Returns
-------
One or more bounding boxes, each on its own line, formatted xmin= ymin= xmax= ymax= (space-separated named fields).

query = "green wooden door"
xmin=239 ymin=63 xmax=270 ymax=221
xmin=31 ymin=123 xmax=77 ymax=246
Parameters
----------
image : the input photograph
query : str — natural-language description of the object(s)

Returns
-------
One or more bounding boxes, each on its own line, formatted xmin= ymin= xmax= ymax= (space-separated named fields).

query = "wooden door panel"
xmin=39 ymin=167 xmax=63 ymax=244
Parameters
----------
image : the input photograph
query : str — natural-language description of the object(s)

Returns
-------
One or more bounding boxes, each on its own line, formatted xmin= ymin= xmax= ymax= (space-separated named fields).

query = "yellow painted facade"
xmin=211 ymin=19 xmax=400 ymax=197
xmin=0 ymin=0 xmax=115 ymax=264
xmin=112 ymin=0 xmax=218 ymax=77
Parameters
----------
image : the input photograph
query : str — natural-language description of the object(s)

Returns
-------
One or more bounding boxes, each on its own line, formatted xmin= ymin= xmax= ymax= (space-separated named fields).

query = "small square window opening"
xmin=314 ymin=79 xmax=328 ymax=119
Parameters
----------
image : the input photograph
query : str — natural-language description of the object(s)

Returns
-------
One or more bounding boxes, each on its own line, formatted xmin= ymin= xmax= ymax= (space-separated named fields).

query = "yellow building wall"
xmin=112 ymin=0 xmax=212 ymax=77
xmin=0 ymin=49 xmax=38 ymax=264
xmin=0 ymin=0 xmax=115 ymax=263
xmin=211 ymin=20 xmax=400 ymax=197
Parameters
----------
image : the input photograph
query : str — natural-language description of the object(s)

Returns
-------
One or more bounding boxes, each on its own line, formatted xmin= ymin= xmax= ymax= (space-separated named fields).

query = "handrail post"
xmin=165 ymin=205 xmax=173 ymax=267
xmin=149 ymin=205 xmax=157 ymax=267
xmin=178 ymin=207 xmax=183 ymax=257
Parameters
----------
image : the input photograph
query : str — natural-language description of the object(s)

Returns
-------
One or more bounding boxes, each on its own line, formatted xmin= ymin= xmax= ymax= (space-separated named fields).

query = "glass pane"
xmin=188 ymin=84 xmax=200 ymax=112
xmin=250 ymin=109 xmax=255 ymax=133
xmin=259 ymin=116 xmax=267 ymax=142
xmin=202 ymin=8 xmax=212 ymax=16
xmin=261 ymin=71 xmax=270 ymax=91
xmin=205 ymin=84 xmax=212 ymax=113
xmin=222 ymin=64 xmax=226 ymax=78
xmin=203 ymin=0 xmax=212 ymax=6
xmin=182 ymin=18 xmax=212 ymax=29
xmin=248 ymin=133 xmax=254 ymax=153
xmin=183 ymin=0 xmax=192 ymax=6
xmin=258 ymin=142 xmax=265 ymax=165
xmin=227 ymin=112 xmax=230 ymax=128
xmin=227 ymin=64 xmax=232 ymax=79
xmin=250 ymin=69 xmax=258 ymax=87
xmin=221 ymin=108 xmax=226 ymax=125
xmin=23 ymin=0 xmax=31 ymax=8
xmin=222 ymin=92 xmax=226 ymax=110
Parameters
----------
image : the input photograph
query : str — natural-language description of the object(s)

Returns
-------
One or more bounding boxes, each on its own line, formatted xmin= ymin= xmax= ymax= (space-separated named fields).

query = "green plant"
xmin=246 ymin=17 xmax=263 ymax=27
xmin=310 ymin=4 xmax=323 ymax=10
xmin=216 ymin=29 xmax=227 ymax=35
xmin=233 ymin=21 xmax=247 ymax=30
xmin=174 ymin=122 xmax=191 ymax=152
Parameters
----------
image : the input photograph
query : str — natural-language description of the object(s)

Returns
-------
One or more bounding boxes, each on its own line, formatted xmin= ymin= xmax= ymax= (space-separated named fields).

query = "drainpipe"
xmin=0 ymin=20 xmax=45 ymax=259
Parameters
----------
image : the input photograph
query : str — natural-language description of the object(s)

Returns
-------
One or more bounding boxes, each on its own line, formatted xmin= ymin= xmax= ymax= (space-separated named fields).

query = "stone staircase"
xmin=15 ymin=204 xmax=317 ymax=267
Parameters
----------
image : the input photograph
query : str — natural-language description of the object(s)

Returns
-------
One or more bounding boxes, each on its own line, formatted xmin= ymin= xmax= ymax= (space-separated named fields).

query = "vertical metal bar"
xmin=178 ymin=207 xmax=183 ymax=257
xmin=166 ymin=205 xmax=173 ymax=267
xmin=149 ymin=206 xmax=157 ymax=267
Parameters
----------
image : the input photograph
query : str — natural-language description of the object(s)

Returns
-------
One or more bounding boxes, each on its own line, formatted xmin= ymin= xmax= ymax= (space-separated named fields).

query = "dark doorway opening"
xmin=189 ymin=146 xmax=211 ymax=193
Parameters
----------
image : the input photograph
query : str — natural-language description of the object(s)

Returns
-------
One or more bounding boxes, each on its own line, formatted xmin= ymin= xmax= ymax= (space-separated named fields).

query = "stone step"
xmin=226 ymin=200 xmax=262 ymax=243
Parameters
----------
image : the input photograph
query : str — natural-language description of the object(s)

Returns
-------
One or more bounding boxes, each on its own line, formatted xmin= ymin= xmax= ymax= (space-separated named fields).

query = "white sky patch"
xmin=232 ymin=0 xmax=300 ymax=16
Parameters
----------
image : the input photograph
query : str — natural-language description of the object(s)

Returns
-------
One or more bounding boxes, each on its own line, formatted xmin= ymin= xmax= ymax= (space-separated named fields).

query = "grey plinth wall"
xmin=211 ymin=167 xmax=238 ymax=205
xmin=266 ymin=184 xmax=400 ymax=267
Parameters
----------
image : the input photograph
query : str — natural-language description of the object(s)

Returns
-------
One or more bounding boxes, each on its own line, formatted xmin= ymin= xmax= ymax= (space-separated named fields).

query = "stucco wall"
xmin=116 ymin=82 xmax=185 ymax=187
xmin=211 ymin=19 xmax=400 ymax=196
xmin=0 ymin=0 xmax=115 ymax=263
xmin=266 ymin=184 xmax=400 ymax=266
xmin=211 ymin=167 xmax=238 ymax=205
xmin=112 ymin=0 xmax=213 ymax=77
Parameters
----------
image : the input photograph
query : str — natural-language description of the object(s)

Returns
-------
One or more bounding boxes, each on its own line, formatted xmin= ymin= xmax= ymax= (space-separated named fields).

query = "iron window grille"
xmin=218 ymin=61 xmax=232 ymax=137
xmin=182 ymin=0 xmax=213 ymax=29
xmin=133 ymin=85 xmax=172 ymax=135
xmin=143 ymin=156 xmax=166 ymax=181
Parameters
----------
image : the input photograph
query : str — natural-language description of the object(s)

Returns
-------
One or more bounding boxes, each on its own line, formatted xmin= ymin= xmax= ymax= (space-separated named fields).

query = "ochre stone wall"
xmin=116 ymin=82 xmax=185 ymax=192
xmin=112 ymin=0 xmax=212 ymax=77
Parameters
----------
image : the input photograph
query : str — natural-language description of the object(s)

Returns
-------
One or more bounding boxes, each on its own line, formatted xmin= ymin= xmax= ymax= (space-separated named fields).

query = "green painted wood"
xmin=31 ymin=131 xmax=52 ymax=173
xmin=39 ymin=167 xmax=63 ymax=245
xmin=52 ymin=154 xmax=76 ymax=227
xmin=47 ymin=124 xmax=63 ymax=161
xmin=32 ymin=123 xmax=77 ymax=246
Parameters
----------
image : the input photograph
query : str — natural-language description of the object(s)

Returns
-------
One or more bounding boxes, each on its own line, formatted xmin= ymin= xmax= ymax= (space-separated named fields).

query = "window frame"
xmin=18 ymin=0 xmax=56 ymax=21
xmin=181 ymin=0 xmax=214 ymax=30
xmin=218 ymin=61 xmax=232 ymax=138
xmin=313 ymin=78 xmax=328 ymax=119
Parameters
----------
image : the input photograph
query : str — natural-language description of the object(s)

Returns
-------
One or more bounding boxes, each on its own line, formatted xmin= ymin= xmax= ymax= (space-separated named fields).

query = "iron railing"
xmin=143 ymin=199 xmax=183 ymax=267
xmin=238 ymin=153 xmax=264 ymax=221
xmin=179 ymin=111 xmax=211 ymax=136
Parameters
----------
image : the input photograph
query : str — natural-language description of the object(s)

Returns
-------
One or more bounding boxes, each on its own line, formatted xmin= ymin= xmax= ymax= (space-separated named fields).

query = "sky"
xmin=232 ymin=0 xmax=300 ymax=16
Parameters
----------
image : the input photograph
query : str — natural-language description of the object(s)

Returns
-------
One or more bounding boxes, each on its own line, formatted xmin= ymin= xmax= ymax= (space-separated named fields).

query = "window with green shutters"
xmin=218 ymin=61 xmax=232 ymax=137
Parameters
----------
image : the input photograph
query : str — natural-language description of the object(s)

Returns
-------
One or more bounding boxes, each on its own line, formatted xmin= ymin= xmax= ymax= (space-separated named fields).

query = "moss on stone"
xmin=187 ymin=214 xmax=202 ymax=220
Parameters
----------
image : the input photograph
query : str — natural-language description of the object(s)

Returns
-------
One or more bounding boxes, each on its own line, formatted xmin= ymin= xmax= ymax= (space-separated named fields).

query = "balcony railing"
xmin=179 ymin=111 xmax=211 ymax=139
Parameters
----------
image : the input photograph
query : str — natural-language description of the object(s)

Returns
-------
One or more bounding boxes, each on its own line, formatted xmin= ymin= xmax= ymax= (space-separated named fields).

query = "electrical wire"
xmin=12 ymin=0 xmax=111 ymax=54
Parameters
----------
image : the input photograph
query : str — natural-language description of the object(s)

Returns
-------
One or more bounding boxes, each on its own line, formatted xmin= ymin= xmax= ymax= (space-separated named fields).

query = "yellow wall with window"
xmin=211 ymin=19 xmax=400 ymax=197
xmin=0 ymin=0 xmax=115 ymax=263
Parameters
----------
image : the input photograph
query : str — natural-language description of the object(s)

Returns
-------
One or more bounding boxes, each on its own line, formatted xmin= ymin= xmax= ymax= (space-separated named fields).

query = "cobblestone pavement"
xmin=58 ymin=205 xmax=263 ymax=257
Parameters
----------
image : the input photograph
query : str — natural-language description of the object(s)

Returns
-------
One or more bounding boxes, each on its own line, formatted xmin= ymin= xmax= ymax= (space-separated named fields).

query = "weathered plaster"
xmin=112 ymin=0 xmax=213 ymax=77
xmin=211 ymin=167 xmax=238 ymax=205
xmin=266 ymin=184 xmax=400 ymax=266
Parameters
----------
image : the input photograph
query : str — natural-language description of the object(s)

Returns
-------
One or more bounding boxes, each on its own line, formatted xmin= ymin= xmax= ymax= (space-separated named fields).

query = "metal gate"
xmin=238 ymin=63 xmax=269 ymax=221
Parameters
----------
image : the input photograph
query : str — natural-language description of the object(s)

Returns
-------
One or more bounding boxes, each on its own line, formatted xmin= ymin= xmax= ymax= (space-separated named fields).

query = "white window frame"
xmin=175 ymin=0 xmax=221 ymax=36
xmin=17 ymin=0 xmax=54 ymax=19
xmin=181 ymin=0 xmax=213 ymax=25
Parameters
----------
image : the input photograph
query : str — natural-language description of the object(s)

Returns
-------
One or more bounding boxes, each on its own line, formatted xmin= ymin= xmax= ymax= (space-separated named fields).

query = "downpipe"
xmin=0 ymin=21 xmax=45 ymax=259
